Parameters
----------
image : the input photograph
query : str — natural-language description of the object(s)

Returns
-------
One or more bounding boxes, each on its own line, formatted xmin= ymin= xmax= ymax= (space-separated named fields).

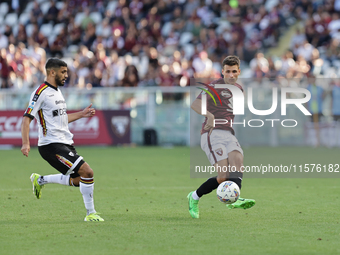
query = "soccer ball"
xmin=216 ymin=181 xmax=240 ymax=204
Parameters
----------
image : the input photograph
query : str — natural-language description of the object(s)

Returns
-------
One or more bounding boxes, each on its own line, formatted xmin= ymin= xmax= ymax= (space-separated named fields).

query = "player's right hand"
xmin=21 ymin=144 xmax=30 ymax=157
xmin=204 ymin=114 xmax=215 ymax=136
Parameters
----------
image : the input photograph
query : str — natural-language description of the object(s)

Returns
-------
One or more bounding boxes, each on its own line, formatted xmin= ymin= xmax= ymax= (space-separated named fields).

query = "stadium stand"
xmin=0 ymin=0 xmax=339 ymax=90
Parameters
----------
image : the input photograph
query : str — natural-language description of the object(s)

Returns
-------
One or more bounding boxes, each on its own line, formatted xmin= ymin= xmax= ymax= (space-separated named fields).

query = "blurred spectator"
xmin=17 ymin=24 xmax=28 ymax=45
xmin=172 ymin=7 xmax=185 ymax=33
xmin=120 ymin=65 xmax=139 ymax=87
xmin=0 ymin=49 xmax=12 ymax=89
xmin=278 ymin=51 xmax=295 ymax=76
xmin=306 ymin=74 xmax=325 ymax=122
xmin=290 ymin=28 xmax=307 ymax=49
xmin=250 ymin=52 xmax=269 ymax=72
xmin=50 ymin=32 xmax=67 ymax=57
xmin=81 ymin=9 xmax=95 ymax=30
xmin=43 ymin=1 xmax=59 ymax=25
xmin=192 ymin=51 xmax=213 ymax=78
xmin=0 ymin=33 xmax=9 ymax=50
xmin=31 ymin=1 xmax=43 ymax=26
xmin=296 ymin=40 xmax=315 ymax=61
xmin=331 ymin=79 xmax=340 ymax=121
xmin=82 ymin=23 xmax=97 ymax=49
xmin=328 ymin=13 xmax=340 ymax=36
xmin=264 ymin=57 xmax=278 ymax=82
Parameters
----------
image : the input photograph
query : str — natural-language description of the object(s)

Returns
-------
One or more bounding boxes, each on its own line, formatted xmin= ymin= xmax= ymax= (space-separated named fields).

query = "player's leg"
xmin=226 ymin=150 xmax=243 ymax=189
xmin=77 ymin=163 xmax=104 ymax=222
xmin=226 ymin=150 xmax=255 ymax=209
xmin=188 ymin=131 xmax=229 ymax=218
xmin=188 ymin=159 xmax=229 ymax=219
xmin=31 ymin=144 xmax=82 ymax=199
xmin=196 ymin=159 xmax=229 ymax=198
xmin=37 ymin=173 xmax=72 ymax=186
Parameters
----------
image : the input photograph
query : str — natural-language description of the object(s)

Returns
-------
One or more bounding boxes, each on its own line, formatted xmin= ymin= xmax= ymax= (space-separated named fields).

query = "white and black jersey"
xmin=24 ymin=82 xmax=74 ymax=146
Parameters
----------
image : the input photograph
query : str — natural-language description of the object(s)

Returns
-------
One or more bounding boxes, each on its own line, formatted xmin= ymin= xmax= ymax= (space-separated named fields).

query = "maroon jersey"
xmin=197 ymin=78 xmax=243 ymax=135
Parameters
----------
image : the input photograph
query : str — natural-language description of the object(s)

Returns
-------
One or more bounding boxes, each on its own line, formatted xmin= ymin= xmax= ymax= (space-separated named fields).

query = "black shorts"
xmin=38 ymin=143 xmax=85 ymax=178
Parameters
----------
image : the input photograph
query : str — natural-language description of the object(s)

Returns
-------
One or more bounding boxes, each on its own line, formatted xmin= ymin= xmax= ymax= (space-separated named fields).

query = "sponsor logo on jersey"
xmin=69 ymin=151 xmax=74 ymax=156
xmin=52 ymin=108 xmax=67 ymax=117
xmin=221 ymin=90 xmax=231 ymax=98
xmin=25 ymin=100 xmax=36 ymax=115
xmin=55 ymin=100 xmax=66 ymax=105
xmin=52 ymin=110 xmax=58 ymax=117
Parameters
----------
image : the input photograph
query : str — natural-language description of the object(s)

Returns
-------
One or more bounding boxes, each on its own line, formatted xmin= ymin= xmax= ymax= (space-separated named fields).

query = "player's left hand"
xmin=82 ymin=103 xmax=96 ymax=117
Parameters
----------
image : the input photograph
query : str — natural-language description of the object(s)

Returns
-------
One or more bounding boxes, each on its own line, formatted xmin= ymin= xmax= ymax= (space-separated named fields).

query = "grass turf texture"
xmin=1 ymin=146 xmax=340 ymax=255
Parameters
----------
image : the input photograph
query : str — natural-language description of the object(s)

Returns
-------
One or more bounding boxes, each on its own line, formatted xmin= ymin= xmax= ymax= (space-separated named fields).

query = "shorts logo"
xmin=69 ymin=152 xmax=74 ymax=156
xmin=56 ymin=154 xmax=73 ymax=168
xmin=215 ymin=148 xmax=223 ymax=156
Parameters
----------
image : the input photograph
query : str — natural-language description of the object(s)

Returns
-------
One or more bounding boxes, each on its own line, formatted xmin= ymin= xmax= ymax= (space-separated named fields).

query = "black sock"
xmin=228 ymin=171 xmax=243 ymax=190
xmin=196 ymin=177 xmax=219 ymax=198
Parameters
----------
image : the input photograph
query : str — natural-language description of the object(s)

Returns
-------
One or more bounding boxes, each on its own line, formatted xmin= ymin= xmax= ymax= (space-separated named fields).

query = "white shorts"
xmin=201 ymin=129 xmax=243 ymax=165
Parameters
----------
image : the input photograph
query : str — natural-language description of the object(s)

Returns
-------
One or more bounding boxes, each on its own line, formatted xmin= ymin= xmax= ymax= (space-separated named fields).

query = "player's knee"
xmin=216 ymin=177 xmax=227 ymax=184
xmin=229 ymin=151 xmax=243 ymax=168
xmin=78 ymin=163 xmax=94 ymax=178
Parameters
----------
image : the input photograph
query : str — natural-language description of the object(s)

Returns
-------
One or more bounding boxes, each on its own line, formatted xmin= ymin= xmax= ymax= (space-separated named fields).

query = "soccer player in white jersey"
xmin=21 ymin=58 xmax=104 ymax=222
xmin=187 ymin=55 xmax=255 ymax=218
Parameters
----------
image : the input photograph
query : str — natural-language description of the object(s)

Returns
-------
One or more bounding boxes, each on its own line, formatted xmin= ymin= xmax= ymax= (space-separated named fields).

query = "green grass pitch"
xmin=1 ymin=146 xmax=340 ymax=255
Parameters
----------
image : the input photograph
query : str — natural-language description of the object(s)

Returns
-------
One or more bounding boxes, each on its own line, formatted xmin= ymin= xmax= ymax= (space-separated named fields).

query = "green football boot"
xmin=84 ymin=213 xmax=104 ymax=222
xmin=187 ymin=191 xmax=199 ymax=218
xmin=226 ymin=197 xmax=255 ymax=209
xmin=30 ymin=173 xmax=44 ymax=199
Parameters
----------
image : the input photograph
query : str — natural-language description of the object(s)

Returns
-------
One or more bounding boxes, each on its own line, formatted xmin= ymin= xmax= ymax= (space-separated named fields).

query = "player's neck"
xmin=46 ymin=78 xmax=58 ymax=89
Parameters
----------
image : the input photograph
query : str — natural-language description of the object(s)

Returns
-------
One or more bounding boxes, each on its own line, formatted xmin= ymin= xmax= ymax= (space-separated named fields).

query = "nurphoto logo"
xmin=198 ymin=83 xmax=312 ymax=128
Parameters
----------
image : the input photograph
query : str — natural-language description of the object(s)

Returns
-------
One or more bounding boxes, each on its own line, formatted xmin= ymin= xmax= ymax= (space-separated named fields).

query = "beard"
xmin=55 ymin=74 xmax=65 ymax=86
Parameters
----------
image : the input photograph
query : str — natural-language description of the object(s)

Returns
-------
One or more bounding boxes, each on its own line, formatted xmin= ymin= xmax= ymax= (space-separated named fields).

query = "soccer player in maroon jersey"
xmin=188 ymin=55 xmax=255 ymax=218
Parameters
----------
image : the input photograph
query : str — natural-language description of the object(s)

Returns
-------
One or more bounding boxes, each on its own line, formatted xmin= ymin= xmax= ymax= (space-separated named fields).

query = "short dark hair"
xmin=45 ymin=58 xmax=67 ymax=72
xmin=222 ymin=55 xmax=240 ymax=69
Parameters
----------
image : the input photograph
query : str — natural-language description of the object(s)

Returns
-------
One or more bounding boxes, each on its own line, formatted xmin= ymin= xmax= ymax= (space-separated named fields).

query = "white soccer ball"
xmin=216 ymin=181 xmax=240 ymax=204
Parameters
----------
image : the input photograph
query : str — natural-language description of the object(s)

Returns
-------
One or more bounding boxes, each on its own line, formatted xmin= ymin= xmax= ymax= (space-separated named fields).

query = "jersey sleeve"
xmin=23 ymin=85 xmax=47 ymax=119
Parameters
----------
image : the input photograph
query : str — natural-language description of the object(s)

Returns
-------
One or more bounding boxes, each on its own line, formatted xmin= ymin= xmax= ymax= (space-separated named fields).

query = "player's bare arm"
xmin=68 ymin=103 xmax=96 ymax=123
xmin=21 ymin=116 xmax=33 ymax=157
xmin=191 ymin=98 xmax=214 ymax=135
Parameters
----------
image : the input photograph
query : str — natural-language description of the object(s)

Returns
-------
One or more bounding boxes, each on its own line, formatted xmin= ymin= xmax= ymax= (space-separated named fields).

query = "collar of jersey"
xmin=44 ymin=81 xmax=58 ymax=91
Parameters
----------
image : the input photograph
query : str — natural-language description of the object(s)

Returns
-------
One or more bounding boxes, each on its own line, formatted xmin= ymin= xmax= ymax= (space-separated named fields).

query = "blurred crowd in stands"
xmin=0 ymin=0 xmax=340 ymax=89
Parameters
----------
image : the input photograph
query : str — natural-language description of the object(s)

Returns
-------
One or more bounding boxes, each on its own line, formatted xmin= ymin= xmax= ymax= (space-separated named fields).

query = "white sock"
xmin=192 ymin=190 xmax=200 ymax=200
xmin=39 ymin=174 xmax=70 ymax=186
xmin=79 ymin=177 xmax=96 ymax=215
